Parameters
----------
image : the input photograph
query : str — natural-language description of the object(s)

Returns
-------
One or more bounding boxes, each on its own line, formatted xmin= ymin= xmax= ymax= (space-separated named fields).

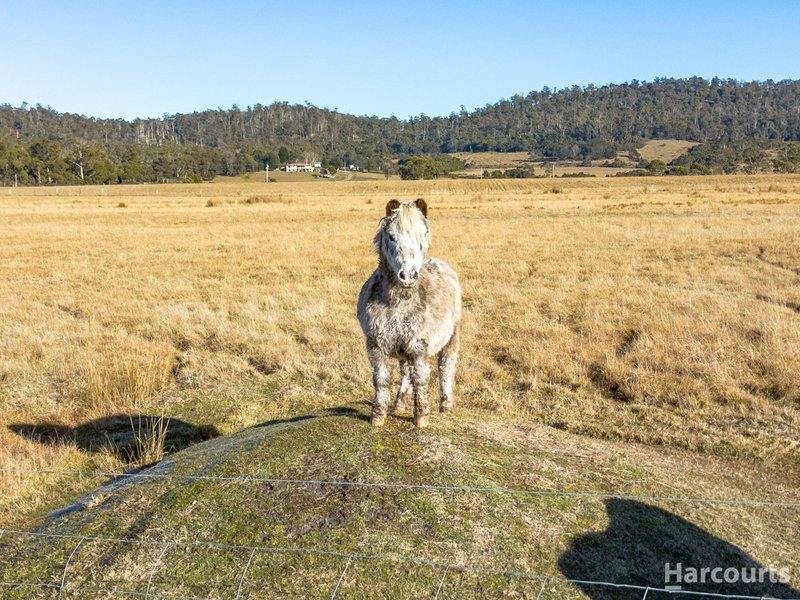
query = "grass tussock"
xmin=75 ymin=341 xmax=176 ymax=414
xmin=130 ymin=413 xmax=170 ymax=464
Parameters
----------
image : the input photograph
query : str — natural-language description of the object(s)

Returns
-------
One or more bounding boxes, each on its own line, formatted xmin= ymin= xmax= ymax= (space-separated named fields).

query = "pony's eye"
xmin=388 ymin=232 xmax=396 ymax=242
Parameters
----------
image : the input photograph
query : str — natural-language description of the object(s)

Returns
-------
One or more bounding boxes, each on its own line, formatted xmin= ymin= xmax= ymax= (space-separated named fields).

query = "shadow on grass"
xmin=8 ymin=415 xmax=220 ymax=462
xmin=558 ymin=498 xmax=799 ymax=599
xmin=11 ymin=404 xmax=372 ymax=464
xmin=252 ymin=404 xmax=371 ymax=429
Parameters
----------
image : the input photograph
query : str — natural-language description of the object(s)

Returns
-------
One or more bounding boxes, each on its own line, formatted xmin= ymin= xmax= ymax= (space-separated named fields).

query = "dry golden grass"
xmin=448 ymin=150 xmax=632 ymax=176
xmin=636 ymin=139 xmax=700 ymax=163
xmin=1 ymin=175 xmax=799 ymax=523
xmin=449 ymin=151 xmax=534 ymax=169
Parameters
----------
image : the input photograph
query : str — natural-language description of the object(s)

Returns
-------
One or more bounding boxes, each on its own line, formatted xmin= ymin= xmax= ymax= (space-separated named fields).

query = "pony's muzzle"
xmin=398 ymin=269 xmax=419 ymax=286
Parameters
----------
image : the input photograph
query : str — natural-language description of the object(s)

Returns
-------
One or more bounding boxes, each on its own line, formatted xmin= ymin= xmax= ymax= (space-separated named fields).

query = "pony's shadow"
xmin=331 ymin=402 xmax=416 ymax=423
xmin=322 ymin=405 xmax=371 ymax=422
xmin=558 ymin=498 xmax=799 ymax=599
xmin=8 ymin=415 xmax=220 ymax=462
xmin=252 ymin=405 xmax=371 ymax=429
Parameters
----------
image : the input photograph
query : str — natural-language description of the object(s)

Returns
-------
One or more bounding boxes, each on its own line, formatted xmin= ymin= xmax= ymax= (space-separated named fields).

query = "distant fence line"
xmin=2 ymin=467 xmax=799 ymax=509
xmin=1 ymin=528 xmax=795 ymax=600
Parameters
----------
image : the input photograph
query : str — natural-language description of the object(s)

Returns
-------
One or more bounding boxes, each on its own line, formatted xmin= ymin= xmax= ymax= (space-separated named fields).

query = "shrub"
xmin=690 ymin=163 xmax=712 ymax=175
xmin=666 ymin=166 xmax=690 ymax=176
xmin=183 ymin=172 xmax=203 ymax=184
xmin=482 ymin=165 xmax=535 ymax=179
xmin=615 ymin=169 xmax=650 ymax=177
xmin=398 ymin=156 xmax=441 ymax=180
xmin=605 ymin=157 xmax=628 ymax=168
xmin=398 ymin=155 xmax=467 ymax=180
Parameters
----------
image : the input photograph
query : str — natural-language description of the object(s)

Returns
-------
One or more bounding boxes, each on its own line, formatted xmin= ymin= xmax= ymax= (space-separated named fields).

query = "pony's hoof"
xmin=439 ymin=403 xmax=454 ymax=413
xmin=371 ymin=415 xmax=386 ymax=427
xmin=414 ymin=415 xmax=430 ymax=428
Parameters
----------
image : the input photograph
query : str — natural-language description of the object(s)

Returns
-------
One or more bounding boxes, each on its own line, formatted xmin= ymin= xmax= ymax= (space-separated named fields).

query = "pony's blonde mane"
xmin=374 ymin=201 xmax=429 ymax=254
xmin=394 ymin=202 xmax=426 ymax=234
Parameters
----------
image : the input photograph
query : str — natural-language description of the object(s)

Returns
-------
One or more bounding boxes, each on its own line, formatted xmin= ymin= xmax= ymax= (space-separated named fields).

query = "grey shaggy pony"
xmin=357 ymin=199 xmax=462 ymax=428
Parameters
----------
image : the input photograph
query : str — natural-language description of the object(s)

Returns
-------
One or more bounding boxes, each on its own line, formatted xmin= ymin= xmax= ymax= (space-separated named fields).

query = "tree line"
xmin=2 ymin=77 xmax=800 ymax=185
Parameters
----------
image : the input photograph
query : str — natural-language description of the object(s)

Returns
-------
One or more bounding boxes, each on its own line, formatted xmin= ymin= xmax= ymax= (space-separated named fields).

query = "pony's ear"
xmin=385 ymin=199 xmax=401 ymax=217
xmin=413 ymin=198 xmax=428 ymax=217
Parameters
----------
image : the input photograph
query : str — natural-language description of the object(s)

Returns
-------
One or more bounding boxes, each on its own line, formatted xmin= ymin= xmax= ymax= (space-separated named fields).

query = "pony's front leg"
xmin=411 ymin=355 xmax=431 ymax=428
xmin=368 ymin=347 xmax=391 ymax=427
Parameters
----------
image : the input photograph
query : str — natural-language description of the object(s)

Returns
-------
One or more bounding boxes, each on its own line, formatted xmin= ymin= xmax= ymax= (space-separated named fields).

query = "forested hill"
xmin=2 ymin=77 xmax=800 ymax=184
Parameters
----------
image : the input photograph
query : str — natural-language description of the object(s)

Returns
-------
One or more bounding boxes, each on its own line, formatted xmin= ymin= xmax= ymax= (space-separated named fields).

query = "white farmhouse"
xmin=281 ymin=162 xmax=316 ymax=173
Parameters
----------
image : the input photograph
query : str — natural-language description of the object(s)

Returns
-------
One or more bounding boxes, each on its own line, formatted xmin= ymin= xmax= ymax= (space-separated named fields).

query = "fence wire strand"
xmin=0 ymin=580 xmax=205 ymax=599
xmin=145 ymin=541 xmax=172 ymax=600
xmin=234 ymin=547 xmax=258 ymax=600
xmin=535 ymin=576 xmax=549 ymax=600
xmin=433 ymin=565 xmax=449 ymax=600
xmin=0 ymin=527 xmax=796 ymax=600
xmin=58 ymin=536 xmax=86 ymax=600
xmin=330 ymin=555 xmax=353 ymax=600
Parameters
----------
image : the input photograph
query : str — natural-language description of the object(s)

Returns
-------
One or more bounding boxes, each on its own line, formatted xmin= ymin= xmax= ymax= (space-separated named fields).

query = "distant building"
xmin=281 ymin=162 xmax=316 ymax=173
xmin=312 ymin=161 xmax=322 ymax=169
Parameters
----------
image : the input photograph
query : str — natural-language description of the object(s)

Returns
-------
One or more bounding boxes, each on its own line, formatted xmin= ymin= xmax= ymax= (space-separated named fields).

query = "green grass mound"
xmin=2 ymin=405 xmax=799 ymax=598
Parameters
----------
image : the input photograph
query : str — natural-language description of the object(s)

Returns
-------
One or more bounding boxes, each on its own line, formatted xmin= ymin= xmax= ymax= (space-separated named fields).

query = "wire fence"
xmin=2 ymin=467 xmax=799 ymax=598
xmin=1 ymin=527 xmax=795 ymax=600
xmin=2 ymin=466 xmax=799 ymax=508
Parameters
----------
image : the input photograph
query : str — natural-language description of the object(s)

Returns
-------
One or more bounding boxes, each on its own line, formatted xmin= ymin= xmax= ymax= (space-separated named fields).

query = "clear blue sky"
xmin=3 ymin=0 xmax=799 ymax=120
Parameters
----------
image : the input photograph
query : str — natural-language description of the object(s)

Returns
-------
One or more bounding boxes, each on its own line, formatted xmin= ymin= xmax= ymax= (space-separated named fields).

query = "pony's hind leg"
xmin=368 ymin=347 xmax=391 ymax=427
xmin=411 ymin=354 xmax=431 ymax=428
xmin=391 ymin=359 xmax=412 ymax=415
xmin=438 ymin=326 xmax=460 ymax=413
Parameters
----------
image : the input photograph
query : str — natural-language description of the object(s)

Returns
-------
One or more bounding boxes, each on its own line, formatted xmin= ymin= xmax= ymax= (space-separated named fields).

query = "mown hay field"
xmin=635 ymin=139 xmax=700 ymax=163
xmin=1 ymin=175 xmax=799 ymax=525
